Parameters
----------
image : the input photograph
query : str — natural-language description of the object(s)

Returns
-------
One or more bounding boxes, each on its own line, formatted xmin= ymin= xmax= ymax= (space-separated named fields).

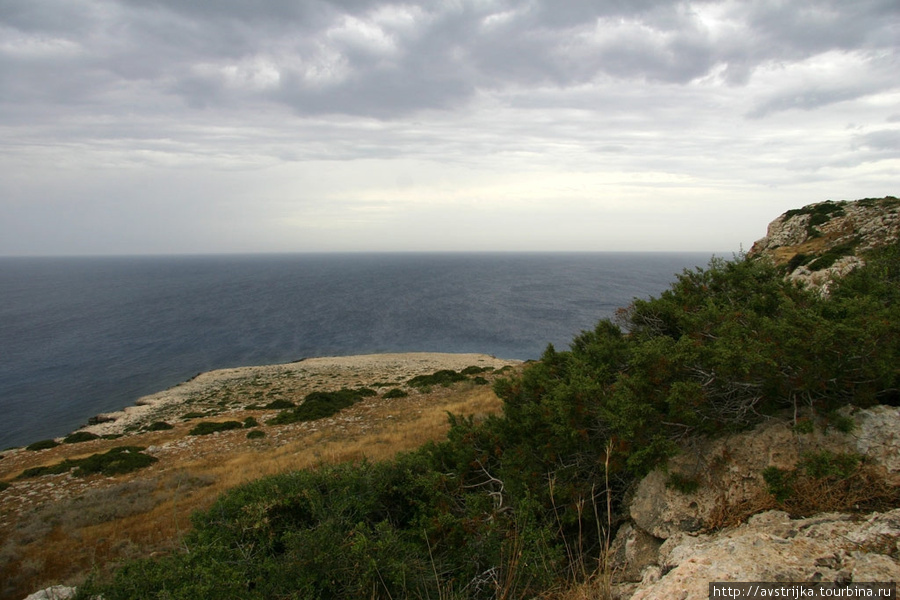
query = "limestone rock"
xmin=628 ymin=414 xmax=858 ymax=540
xmin=22 ymin=586 xmax=76 ymax=600
xmin=854 ymin=406 xmax=900 ymax=480
xmin=627 ymin=510 xmax=900 ymax=600
xmin=748 ymin=197 xmax=900 ymax=292
xmin=609 ymin=522 xmax=663 ymax=583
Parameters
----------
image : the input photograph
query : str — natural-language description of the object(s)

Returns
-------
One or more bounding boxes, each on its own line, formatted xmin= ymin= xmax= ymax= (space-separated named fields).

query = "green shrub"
xmin=18 ymin=446 xmax=157 ymax=479
xmin=26 ymin=439 xmax=60 ymax=451
xmin=383 ymin=388 xmax=408 ymax=399
xmin=263 ymin=399 xmax=295 ymax=409
xmin=799 ymin=450 xmax=860 ymax=479
xmin=189 ymin=421 xmax=243 ymax=436
xmin=63 ymin=431 xmax=101 ymax=444
xmin=472 ymin=376 xmax=489 ymax=385
xmin=825 ymin=412 xmax=856 ymax=434
xmin=408 ymin=369 xmax=467 ymax=388
xmin=792 ymin=419 xmax=815 ymax=434
xmin=461 ymin=365 xmax=493 ymax=375
xmin=145 ymin=421 xmax=174 ymax=431
xmin=806 ymin=241 xmax=858 ymax=271
xmin=785 ymin=253 xmax=810 ymax=273
xmin=267 ymin=388 xmax=369 ymax=425
xmin=243 ymin=416 xmax=260 ymax=428
xmin=246 ymin=430 xmax=266 ymax=440
xmin=763 ymin=466 xmax=794 ymax=502
xmin=0 ymin=481 xmax=10 ymax=492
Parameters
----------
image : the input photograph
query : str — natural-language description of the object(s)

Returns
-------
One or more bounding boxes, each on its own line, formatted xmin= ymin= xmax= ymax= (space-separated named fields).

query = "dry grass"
xmin=0 ymin=365 xmax=516 ymax=600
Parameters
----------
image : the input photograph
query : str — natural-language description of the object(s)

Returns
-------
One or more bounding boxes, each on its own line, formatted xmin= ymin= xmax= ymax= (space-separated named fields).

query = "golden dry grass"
xmin=0 ymin=369 xmax=515 ymax=600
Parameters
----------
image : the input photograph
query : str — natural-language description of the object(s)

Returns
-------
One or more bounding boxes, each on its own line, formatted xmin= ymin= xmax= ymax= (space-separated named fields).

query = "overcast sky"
xmin=1 ymin=0 xmax=897 ymax=255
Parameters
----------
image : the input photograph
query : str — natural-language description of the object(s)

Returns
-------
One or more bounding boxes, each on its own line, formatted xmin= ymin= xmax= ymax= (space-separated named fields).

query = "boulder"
xmin=22 ymin=586 xmax=76 ymax=600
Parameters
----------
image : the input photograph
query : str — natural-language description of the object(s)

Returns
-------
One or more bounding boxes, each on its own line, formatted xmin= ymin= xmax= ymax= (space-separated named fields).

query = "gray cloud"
xmin=3 ymin=0 xmax=897 ymax=120
xmin=0 ymin=0 xmax=898 ymax=255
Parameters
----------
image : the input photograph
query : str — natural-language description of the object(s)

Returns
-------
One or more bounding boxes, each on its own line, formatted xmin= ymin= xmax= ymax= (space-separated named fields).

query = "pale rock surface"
xmin=617 ymin=405 xmax=900 ymax=599
xmin=22 ymin=586 xmax=76 ymax=600
xmin=628 ymin=414 xmax=860 ymax=540
xmin=625 ymin=510 xmax=900 ymax=600
xmin=748 ymin=197 xmax=900 ymax=292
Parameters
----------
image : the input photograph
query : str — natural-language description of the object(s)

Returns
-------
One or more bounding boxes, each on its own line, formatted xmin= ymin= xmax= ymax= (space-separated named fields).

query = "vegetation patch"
xmin=26 ymin=439 xmax=60 ymax=451
xmin=243 ymin=416 xmax=260 ymax=428
xmin=267 ymin=388 xmax=373 ymax=425
xmin=0 ymin=481 xmax=10 ymax=492
xmin=666 ymin=472 xmax=701 ymax=494
xmin=63 ymin=431 xmax=101 ymax=444
xmin=762 ymin=451 xmax=896 ymax=516
xmin=461 ymin=365 xmax=494 ymax=375
xmin=263 ymin=399 xmax=295 ymax=410
xmin=181 ymin=411 xmax=207 ymax=420
xmin=806 ymin=240 xmax=858 ymax=271
xmin=408 ymin=369 xmax=467 ymax=388
xmin=246 ymin=429 xmax=266 ymax=440
xmin=144 ymin=421 xmax=174 ymax=431
xmin=17 ymin=446 xmax=157 ymax=479
xmin=383 ymin=388 xmax=408 ymax=399
xmin=188 ymin=421 xmax=244 ymax=436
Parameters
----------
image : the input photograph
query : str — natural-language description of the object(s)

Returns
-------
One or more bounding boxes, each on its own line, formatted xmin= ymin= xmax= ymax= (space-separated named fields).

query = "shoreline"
xmin=74 ymin=352 xmax=522 ymax=440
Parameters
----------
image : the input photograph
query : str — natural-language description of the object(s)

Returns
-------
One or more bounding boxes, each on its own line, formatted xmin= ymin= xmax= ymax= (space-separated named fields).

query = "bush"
xmin=243 ymin=417 xmax=260 ymax=428
xmin=63 ymin=431 xmax=101 ymax=444
xmin=383 ymin=388 xmax=408 ymax=399
xmin=461 ymin=365 xmax=493 ymax=375
xmin=0 ymin=481 xmax=10 ymax=492
xmin=18 ymin=446 xmax=157 ymax=479
xmin=408 ymin=369 xmax=467 ymax=388
xmin=26 ymin=439 xmax=60 ymax=451
xmin=189 ymin=421 xmax=243 ymax=436
xmin=145 ymin=421 xmax=174 ymax=431
xmin=267 ymin=388 xmax=370 ymax=425
xmin=263 ymin=399 xmax=295 ymax=410
xmin=799 ymin=450 xmax=860 ymax=480
xmin=246 ymin=430 xmax=266 ymax=440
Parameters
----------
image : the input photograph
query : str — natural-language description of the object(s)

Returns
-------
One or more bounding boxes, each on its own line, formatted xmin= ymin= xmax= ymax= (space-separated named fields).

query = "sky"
xmin=0 ymin=0 xmax=898 ymax=256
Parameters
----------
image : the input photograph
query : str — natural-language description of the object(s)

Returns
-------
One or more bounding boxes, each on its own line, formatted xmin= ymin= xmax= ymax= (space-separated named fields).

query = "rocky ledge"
xmin=748 ymin=196 xmax=899 ymax=291
xmin=610 ymin=406 xmax=900 ymax=599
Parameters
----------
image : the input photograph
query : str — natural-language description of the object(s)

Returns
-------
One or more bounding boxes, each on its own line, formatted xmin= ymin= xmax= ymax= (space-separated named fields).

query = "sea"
xmin=0 ymin=252 xmax=715 ymax=449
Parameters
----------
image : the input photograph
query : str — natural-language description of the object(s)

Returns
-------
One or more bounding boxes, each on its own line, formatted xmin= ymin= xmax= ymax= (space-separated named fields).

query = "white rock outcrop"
xmin=22 ymin=586 xmax=76 ymax=600
xmin=614 ymin=406 xmax=900 ymax=599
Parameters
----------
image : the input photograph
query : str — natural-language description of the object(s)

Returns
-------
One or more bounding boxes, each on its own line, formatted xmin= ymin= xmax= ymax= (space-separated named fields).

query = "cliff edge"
xmin=748 ymin=196 xmax=900 ymax=290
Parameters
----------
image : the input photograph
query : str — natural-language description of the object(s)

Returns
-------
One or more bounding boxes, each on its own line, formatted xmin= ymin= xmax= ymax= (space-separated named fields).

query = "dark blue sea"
xmin=0 ymin=252 xmax=714 ymax=449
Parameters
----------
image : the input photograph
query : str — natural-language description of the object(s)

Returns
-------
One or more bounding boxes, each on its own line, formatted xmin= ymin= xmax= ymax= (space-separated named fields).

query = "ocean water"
xmin=0 ymin=252 xmax=713 ymax=449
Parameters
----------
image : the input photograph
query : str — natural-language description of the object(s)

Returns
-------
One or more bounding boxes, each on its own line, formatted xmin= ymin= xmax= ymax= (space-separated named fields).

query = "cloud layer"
xmin=1 ymin=0 xmax=898 ymax=254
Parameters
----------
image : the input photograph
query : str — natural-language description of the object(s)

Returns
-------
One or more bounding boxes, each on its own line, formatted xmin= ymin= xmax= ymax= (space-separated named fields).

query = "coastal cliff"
xmin=748 ymin=196 xmax=900 ymax=291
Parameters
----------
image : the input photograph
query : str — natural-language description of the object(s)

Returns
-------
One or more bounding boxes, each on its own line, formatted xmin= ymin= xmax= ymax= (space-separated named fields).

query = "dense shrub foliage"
xmin=78 ymin=246 xmax=900 ymax=599
xmin=19 ymin=446 xmax=157 ymax=479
